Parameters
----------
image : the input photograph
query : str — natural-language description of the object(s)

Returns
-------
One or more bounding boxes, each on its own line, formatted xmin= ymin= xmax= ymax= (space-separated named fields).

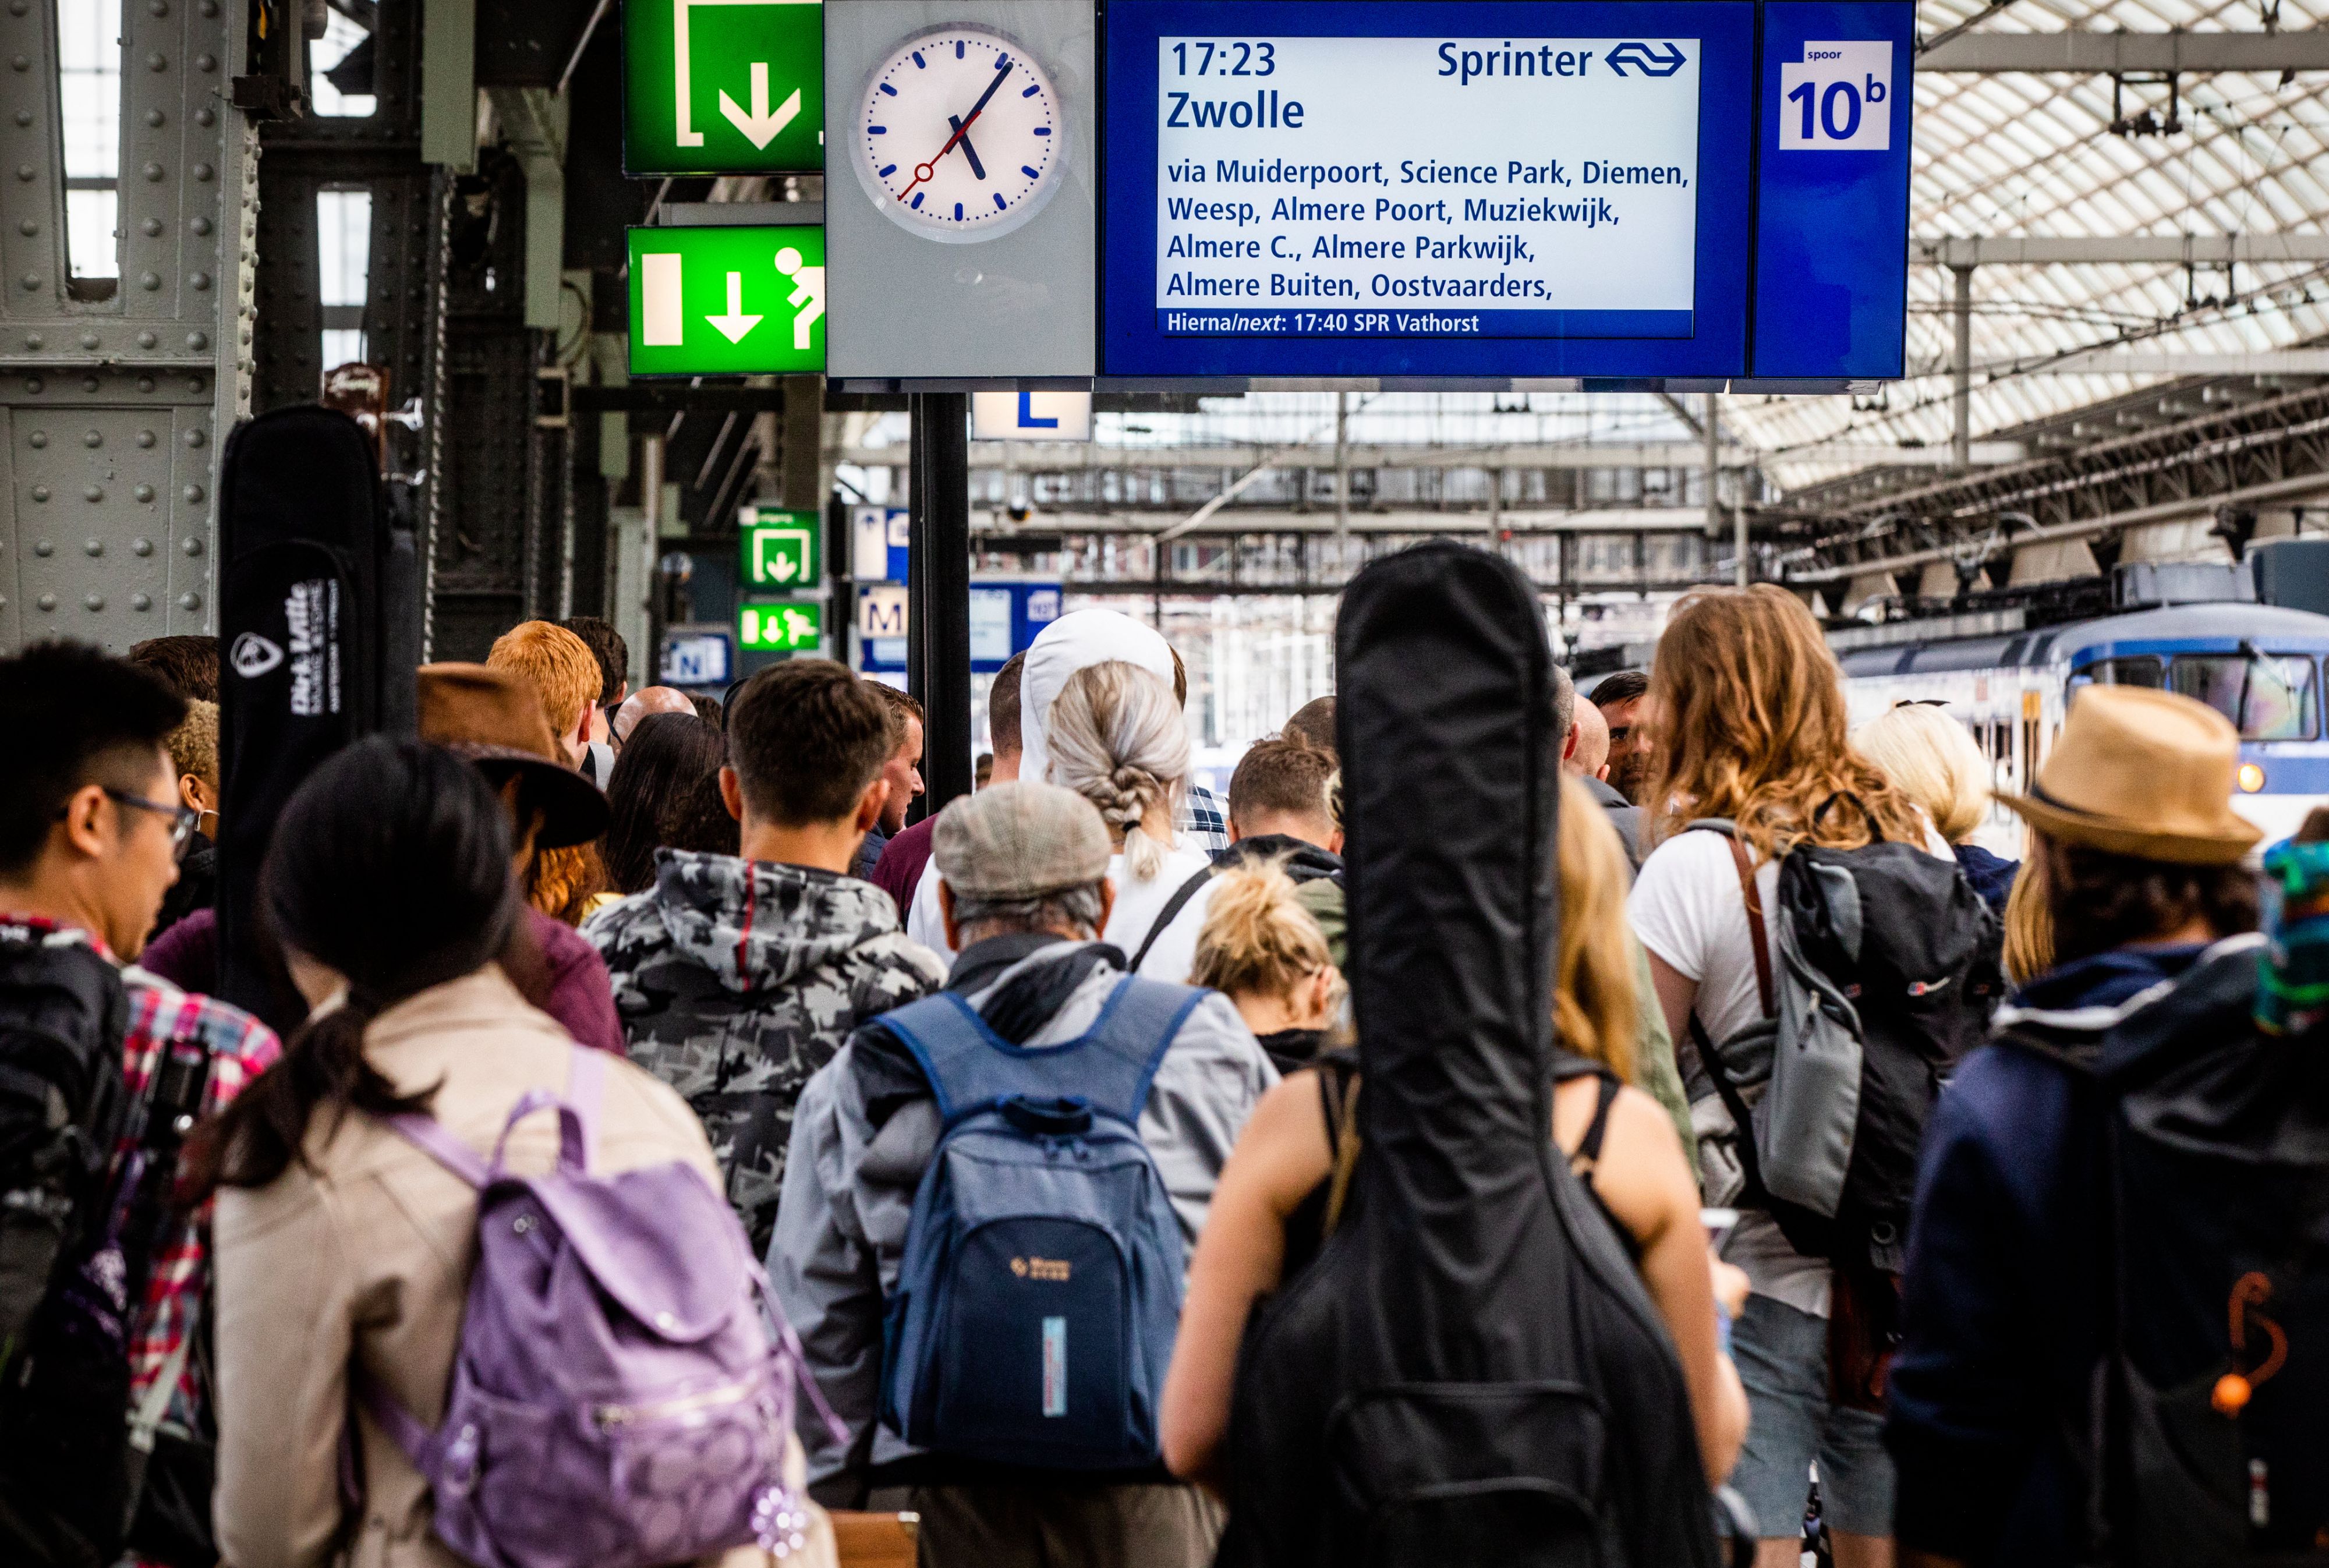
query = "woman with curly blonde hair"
xmin=1190 ymin=859 xmax=1344 ymax=1074
xmin=1627 ymin=585 xmax=1944 ymax=1568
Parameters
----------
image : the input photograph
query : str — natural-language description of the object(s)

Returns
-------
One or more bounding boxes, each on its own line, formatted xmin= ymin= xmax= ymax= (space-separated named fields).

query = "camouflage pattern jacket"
xmin=584 ymin=848 xmax=946 ymax=1254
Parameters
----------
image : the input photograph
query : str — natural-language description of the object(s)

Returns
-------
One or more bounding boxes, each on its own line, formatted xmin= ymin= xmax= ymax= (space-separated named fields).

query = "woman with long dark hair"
xmin=193 ymin=738 xmax=821 ymax=1568
xmin=596 ymin=711 xmax=737 ymax=901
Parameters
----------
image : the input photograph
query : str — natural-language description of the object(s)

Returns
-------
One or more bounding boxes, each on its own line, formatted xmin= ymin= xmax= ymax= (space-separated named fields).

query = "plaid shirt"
xmin=3 ymin=916 xmax=280 ymax=1425
xmin=1181 ymin=781 xmax=1231 ymax=856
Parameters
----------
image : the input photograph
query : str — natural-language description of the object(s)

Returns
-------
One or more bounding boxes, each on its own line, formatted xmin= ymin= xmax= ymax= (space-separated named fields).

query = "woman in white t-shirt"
xmin=1624 ymin=585 xmax=1932 ymax=1568
xmin=912 ymin=659 xmax=1218 ymax=980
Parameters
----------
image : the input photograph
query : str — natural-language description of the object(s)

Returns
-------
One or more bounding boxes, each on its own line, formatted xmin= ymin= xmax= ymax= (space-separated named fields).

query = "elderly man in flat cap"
xmin=769 ymin=780 xmax=1273 ymax=1563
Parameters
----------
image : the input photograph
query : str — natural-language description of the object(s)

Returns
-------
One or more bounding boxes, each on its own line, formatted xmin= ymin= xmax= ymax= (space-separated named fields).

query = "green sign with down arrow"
xmin=627 ymin=225 xmax=826 ymax=376
xmin=739 ymin=597 xmax=826 ymax=653
xmin=622 ymin=0 xmax=824 ymax=175
xmin=741 ymin=507 xmax=820 ymax=589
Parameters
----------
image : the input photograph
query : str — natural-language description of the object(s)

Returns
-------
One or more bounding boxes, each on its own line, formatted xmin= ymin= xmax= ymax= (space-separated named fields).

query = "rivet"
xmin=192 ymin=163 xmax=212 ymax=183
xmin=189 ymin=270 xmax=211 ymax=291
xmin=141 ymin=217 xmax=161 ymax=237
xmin=83 ymin=593 xmax=104 ymax=611
xmin=4 ymin=2 xmax=22 ymax=16
xmin=84 ymin=539 xmax=101 ymax=556
xmin=32 ymin=539 xmax=51 ymax=554
xmin=194 ymin=105 xmax=214 ymax=126
xmin=189 ymin=215 xmax=211 ymax=236
xmin=19 ymin=273 xmax=38 ymax=290
xmin=14 ymin=165 xmax=34 ymax=181
xmin=182 ymin=483 xmax=205 ymax=503
xmin=12 ymin=110 xmax=29 ymax=126
xmin=178 ymin=592 xmax=200 ymax=610
xmin=183 ymin=536 xmax=202 ymax=555
xmin=134 ymin=484 xmax=155 ymax=502
xmin=9 ymin=56 xmax=28 ymax=73
xmin=131 ymin=593 xmax=151 ymax=611
xmin=143 ymin=162 xmax=164 ymax=182
xmin=199 ymin=0 xmax=215 ymax=13
xmin=136 ymin=331 xmax=156 ymax=349
xmin=14 ymin=218 xmax=31 ymax=236
xmin=29 ymin=487 xmax=47 ymax=503
xmin=37 ymin=594 xmax=56 ymax=611
xmin=79 ymin=376 xmax=95 ymax=392
xmin=184 ymin=428 xmax=206 ymax=448
xmin=146 ymin=52 xmax=167 ymax=72
xmin=140 ymin=271 xmax=160 ymax=291
xmin=22 ymin=374 xmax=40 ymax=391
xmin=137 ymin=430 xmax=155 ymax=448
xmin=83 ymin=486 xmax=101 ymax=502
xmin=77 ymin=331 xmax=97 ymax=349
xmin=185 ymin=332 xmax=206 ymax=351
xmin=26 ymin=430 xmax=44 ymax=448
xmin=133 ymin=538 xmax=152 ymax=555
xmin=195 ymin=54 xmax=215 ymax=73
xmin=186 ymin=376 xmax=203 ymax=393
xmin=83 ymin=429 xmax=101 ymax=448
xmin=136 ymin=376 xmax=154 ymax=392
xmin=146 ymin=109 xmax=164 ymax=127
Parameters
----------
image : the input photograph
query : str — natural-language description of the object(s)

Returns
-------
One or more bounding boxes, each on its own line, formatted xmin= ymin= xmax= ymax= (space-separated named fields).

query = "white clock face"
xmin=856 ymin=27 xmax=1066 ymax=243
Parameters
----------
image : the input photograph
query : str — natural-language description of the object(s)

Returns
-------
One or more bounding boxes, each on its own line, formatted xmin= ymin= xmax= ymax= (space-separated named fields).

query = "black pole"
xmin=908 ymin=391 xmax=973 ymax=820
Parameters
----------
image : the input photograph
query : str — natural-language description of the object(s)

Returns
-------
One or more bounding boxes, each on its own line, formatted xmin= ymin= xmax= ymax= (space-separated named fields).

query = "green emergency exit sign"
xmin=739 ymin=597 xmax=825 ymax=652
xmin=624 ymin=0 xmax=823 ymax=175
xmin=627 ymin=225 xmax=825 ymax=376
xmin=741 ymin=508 xmax=820 ymax=589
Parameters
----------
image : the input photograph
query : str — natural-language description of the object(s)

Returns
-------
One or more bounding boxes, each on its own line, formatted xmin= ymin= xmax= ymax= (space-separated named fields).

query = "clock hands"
xmin=947 ymin=115 xmax=988 ymax=181
xmin=900 ymin=54 xmax=1015 ymax=201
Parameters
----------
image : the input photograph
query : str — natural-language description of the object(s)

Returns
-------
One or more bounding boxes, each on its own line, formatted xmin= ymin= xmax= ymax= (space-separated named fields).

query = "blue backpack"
xmin=876 ymin=976 xmax=1203 ymax=1470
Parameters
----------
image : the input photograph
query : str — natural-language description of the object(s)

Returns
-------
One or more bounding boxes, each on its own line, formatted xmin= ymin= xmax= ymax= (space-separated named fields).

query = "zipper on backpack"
xmin=594 ymin=1378 xmax=756 ymax=1431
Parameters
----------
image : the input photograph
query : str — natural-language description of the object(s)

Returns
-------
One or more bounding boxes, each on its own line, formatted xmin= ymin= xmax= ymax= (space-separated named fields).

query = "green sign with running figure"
xmin=627 ymin=225 xmax=826 ymax=375
xmin=623 ymin=0 xmax=824 ymax=175
xmin=741 ymin=507 xmax=820 ymax=590
xmin=738 ymin=597 xmax=826 ymax=652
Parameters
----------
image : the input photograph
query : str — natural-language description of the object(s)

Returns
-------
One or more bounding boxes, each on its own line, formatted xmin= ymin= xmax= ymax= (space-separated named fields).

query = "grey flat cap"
xmin=933 ymin=780 xmax=1112 ymax=900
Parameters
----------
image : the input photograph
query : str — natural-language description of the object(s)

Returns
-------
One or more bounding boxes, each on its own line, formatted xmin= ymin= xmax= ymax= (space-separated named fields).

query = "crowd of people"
xmin=0 ymin=568 xmax=2315 ymax=1568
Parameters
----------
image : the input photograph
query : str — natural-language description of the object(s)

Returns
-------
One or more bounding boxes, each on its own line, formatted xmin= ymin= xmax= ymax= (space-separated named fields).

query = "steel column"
xmin=908 ymin=392 xmax=972 ymax=819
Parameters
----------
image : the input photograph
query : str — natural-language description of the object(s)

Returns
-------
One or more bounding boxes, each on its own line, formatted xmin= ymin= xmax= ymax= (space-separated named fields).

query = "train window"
xmin=2081 ymin=656 xmax=2166 ymax=688
xmin=2169 ymin=654 xmax=2320 ymax=741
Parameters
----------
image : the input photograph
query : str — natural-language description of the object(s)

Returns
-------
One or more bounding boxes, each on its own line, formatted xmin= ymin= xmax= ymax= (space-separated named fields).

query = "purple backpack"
xmin=358 ymin=1046 xmax=838 ymax=1567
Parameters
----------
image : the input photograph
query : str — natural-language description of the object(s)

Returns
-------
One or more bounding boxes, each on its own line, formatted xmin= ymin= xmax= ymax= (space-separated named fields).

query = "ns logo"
xmin=1010 ymin=1256 xmax=1072 ymax=1282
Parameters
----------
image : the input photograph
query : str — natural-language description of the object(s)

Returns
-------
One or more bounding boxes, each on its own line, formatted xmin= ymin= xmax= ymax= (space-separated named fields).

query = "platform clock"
xmin=855 ymin=27 xmax=1067 ymax=243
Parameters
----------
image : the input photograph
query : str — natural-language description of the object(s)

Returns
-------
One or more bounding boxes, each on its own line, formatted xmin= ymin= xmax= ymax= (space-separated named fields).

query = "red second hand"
xmin=901 ymin=106 xmax=986 ymax=200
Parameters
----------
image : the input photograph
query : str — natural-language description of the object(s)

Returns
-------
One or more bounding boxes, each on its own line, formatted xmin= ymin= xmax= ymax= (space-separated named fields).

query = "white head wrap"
xmin=1017 ymin=610 xmax=1178 ymax=790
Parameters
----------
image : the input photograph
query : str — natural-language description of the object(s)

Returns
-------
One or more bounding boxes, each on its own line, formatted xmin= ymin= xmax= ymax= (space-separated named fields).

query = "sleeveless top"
xmin=1280 ymin=1047 xmax=1638 ymax=1283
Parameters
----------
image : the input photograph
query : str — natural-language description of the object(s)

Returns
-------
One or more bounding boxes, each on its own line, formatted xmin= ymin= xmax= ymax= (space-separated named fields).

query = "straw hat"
xmin=417 ymin=663 xmax=610 ymax=850
xmin=1997 ymin=684 xmax=2263 ymax=865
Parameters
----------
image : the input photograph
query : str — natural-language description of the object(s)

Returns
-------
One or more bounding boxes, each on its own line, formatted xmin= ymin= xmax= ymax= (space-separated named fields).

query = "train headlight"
xmin=2238 ymin=762 xmax=2267 ymax=794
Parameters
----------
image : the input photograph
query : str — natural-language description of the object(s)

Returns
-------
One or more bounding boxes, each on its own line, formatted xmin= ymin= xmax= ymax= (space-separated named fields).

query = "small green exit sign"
xmin=628 ymin=225 xmax=824 ymax=376
xmin=741 ymin=508 xmax=820 ymax=589
xmin=739 ymin=597 xmax=825 ymax=652
xmin=624 ymin=0 xmax=824 ymax=175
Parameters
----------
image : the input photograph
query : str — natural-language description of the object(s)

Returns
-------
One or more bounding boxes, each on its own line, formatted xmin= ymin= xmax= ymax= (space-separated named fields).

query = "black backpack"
xmin=215 ymin=404 xmax=418 ymax=1031
xmin=0 ymin=926 xmax=132 ymax=1567
xmin=2001 ymin=937 xmax=2329 ymax=1565
xmin=1219 ymin=543 xmax=1721 ymax=1568
xmin=1685 ymin=813 xmax=2001 ymax=1274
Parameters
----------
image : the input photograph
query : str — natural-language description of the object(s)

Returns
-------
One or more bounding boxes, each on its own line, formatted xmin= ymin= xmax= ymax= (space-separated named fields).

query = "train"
xmin=1838 ymin=594 xmax=2329 ymax=852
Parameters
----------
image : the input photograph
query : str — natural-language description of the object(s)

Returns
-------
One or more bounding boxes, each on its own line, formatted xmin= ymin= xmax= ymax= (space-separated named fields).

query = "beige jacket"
xmin=213 ymin=967 xmax=835 ymax=1568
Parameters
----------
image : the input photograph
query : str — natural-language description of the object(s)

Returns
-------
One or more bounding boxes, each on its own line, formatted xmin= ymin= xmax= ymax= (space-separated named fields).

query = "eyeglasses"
xmin=101 ymin=788 xmax=204 ymax=856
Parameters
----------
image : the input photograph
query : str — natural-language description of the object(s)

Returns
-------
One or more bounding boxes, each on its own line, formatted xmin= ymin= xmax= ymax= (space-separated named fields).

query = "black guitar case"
xmin=215 ymin=406 xmax=418 ymax=1031
xmin=1218 ymin=542 xmax=1718 ymax=1567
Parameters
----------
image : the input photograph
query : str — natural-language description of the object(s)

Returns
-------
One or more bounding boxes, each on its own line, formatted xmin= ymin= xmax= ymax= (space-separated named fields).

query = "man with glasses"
xmin=0 ymin=640 xmax=279 ymax=1563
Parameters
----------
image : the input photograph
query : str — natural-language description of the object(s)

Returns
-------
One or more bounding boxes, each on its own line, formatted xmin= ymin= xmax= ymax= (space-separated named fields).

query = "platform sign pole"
xmin=908 ymin=393 xmax=974 ymax=821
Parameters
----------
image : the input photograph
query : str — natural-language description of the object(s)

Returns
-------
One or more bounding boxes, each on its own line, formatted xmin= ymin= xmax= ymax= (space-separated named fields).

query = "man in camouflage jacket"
xmin=585 ymin=661 xmax=946 ymax=1255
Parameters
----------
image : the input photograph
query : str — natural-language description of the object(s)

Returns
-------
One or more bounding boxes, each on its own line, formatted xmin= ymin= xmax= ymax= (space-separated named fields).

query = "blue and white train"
xmin=1838 ymin=600 xmax=2329 ymax=850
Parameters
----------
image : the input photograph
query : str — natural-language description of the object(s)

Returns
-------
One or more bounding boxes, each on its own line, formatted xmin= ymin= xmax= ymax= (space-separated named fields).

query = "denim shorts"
xmin=1729 ymin=1293 xmax=1896 ymax=1540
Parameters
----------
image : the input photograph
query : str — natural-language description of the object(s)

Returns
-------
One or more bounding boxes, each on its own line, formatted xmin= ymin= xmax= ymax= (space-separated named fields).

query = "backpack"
xmin=873 ymin=976 xmax=1202 ymax=1469
xmin=1684 ymin=813 xmax=2001 ymax=1273
xmin=2000 ymin=936 xmax=2329 ymax=1565
xmin=359 ymin=1045 xmax=835 ymax=1568
xmin=0 ymin=928 xmax=133 ymax=1567
xmin=1222 ymin=542 xmax=1719 ymax=1568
